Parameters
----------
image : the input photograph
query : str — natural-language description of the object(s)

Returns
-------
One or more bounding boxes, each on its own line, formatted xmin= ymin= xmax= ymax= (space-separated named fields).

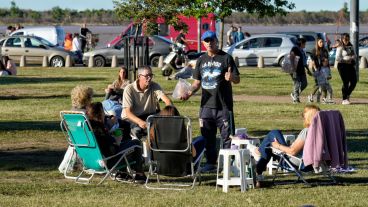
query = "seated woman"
xmin=2 ymin=56 xmax=17 ymax=76
xmin=104 ymin=66 xmax=130 ymax=101
xmin=149 ymin=105 xmax=204 ymax=161
xmin=251 ymin=104 xmax=320 ymax=187
xmin=70 ymin=85 xmax=94 ymax=111
xmin=86 ymin=102 xmax=146 ymax=183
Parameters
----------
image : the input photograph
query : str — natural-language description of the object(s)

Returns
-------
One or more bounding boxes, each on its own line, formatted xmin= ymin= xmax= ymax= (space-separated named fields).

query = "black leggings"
xmin=337 ymin=63 xmax=357 ymax=100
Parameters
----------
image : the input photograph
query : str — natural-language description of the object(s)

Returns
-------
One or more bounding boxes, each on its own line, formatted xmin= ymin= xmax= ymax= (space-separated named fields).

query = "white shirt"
xmin=72 ymin=37 xmax=81 ymax=52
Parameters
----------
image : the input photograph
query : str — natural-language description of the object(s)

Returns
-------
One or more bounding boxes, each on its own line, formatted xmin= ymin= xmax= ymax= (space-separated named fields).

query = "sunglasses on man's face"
xmin=203 ymin=38 xmax=215 ymax=43
xmin=140 ymin=73 xmax=154 ymax=79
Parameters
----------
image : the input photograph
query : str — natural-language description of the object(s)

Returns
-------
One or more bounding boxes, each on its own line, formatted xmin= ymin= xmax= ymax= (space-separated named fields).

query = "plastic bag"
xmin=58 ymin=146 xmax=76 ymax=174
xmin=172 ymin=78 xmax=191 ymax=100
xmin=281 ymin=55 xmax=300 ymax=73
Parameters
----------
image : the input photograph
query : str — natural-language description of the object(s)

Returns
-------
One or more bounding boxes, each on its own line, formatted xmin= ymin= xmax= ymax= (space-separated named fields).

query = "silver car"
xmin=225 ymin=34 xmax=297 ymax=66
xmin=0 ymin=35 xmax=76 ymax=67
xmin=83 ymin=35 xmax=171 ymax=67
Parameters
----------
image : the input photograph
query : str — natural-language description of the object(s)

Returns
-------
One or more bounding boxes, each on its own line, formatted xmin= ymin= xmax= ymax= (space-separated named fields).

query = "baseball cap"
xmin=201 ymin=31 xmax=217 ymax=41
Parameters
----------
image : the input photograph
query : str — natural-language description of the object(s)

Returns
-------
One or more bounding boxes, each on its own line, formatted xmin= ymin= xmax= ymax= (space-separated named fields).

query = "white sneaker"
xmin=342 ymin=100 xmax=350 ymax=105
xmin=308 ymin=94 xmax=314 ymax=102
xmin=247 ymin=144 xmax=261 ymax=162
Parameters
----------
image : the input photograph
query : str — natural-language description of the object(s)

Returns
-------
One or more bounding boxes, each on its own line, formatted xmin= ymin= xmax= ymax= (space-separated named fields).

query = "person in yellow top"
xmin=64 ymin=33 xmax=73 ymax=51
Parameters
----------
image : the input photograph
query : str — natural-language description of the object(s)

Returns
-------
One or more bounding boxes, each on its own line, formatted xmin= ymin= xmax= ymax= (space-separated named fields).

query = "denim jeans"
xmin=256 ymin=130 xmax=287 ymax=175
xmin=291 ymin=73 xmax=308 ymax=100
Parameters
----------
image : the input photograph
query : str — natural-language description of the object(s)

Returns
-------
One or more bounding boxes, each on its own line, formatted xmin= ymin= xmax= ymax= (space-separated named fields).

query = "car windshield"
xmin=34 ymin=36 xmax=55 ymax=47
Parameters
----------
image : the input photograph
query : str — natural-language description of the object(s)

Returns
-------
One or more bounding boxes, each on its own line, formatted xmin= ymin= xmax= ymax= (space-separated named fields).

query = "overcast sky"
xmin=0 ymin=0 xmax=367 ymax=12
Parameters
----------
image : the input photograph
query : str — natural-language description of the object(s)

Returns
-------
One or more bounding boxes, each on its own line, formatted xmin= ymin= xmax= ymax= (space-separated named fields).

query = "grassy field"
xmin=0 ymin=66 xmax=367 ymax=207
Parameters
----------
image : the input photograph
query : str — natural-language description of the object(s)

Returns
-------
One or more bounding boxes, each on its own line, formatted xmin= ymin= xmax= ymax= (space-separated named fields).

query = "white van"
xmin=10 ymin=26 xmax=65 ymax=46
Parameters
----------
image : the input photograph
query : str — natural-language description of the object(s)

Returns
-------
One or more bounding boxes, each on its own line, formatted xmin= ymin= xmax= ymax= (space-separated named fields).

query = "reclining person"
xmin=249 ymin=104 xmax=320 ymax=187
xmin=86 ymin=102 xmax=146 ymax=183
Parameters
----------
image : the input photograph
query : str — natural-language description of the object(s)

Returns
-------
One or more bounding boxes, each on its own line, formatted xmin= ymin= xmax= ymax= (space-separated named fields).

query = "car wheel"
xmin=94 ymin=56 xmax=106 ymax=67
xmin=150 ymin=55 xmax=160 ymax=67
xmin=50 ymin=56 xmax=65 ymax=67
xmin=278 ymin=56 xmax=285 ymax=66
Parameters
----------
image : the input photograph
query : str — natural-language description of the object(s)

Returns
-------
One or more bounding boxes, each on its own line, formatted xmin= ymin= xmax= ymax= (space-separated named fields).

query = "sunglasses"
xmin=140 ymin=73 xmax=154 ymax=79
xmin=203 ymin=38 xmax=215 ymax=43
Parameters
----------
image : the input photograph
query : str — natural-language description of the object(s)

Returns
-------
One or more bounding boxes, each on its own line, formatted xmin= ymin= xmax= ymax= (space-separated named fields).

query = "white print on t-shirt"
xmin=202 ymin=61 xmax=222 ymax=68
xmin=201 ymin=67 xmax=222 ymax=90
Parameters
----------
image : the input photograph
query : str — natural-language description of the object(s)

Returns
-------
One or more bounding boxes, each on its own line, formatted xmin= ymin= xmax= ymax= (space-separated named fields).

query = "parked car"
xmin=10 ymin=26 xmax=65 ymax=46
xmin=224 ymin=34 xmax=297 ymax=66
xmin=83 ymin=35 xmax=171 ymax=67
xmin=0 ymin=35 xmax=77 ymax=67
xmin=278 ymin=32 xmax=329 ymax=55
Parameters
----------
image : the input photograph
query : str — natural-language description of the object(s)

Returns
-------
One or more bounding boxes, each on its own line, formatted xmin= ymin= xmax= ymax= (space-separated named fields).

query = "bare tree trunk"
xmin=218 ymin=18 xmax=225 ymax=50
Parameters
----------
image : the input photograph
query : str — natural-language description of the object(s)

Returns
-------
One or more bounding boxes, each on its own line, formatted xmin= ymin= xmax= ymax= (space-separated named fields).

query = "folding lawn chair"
xmin=145 ymin=115 xmax=205 ymax=190
xmin=271 ymin=110 xmax=347 ymax=185
xmin=60 ymin=111 xmax=140 ymax=185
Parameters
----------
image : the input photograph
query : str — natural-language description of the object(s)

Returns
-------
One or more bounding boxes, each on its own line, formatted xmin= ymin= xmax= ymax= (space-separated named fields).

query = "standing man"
xmin=237 ymin=26 xmax=245 ymax=42
xmin=290 ymin=37 xmax=310 ymax=103
xmin=122 ymin=66 xmax=173 ymax=139
xmin=80 ymin=23 xmax=91 ymax=53
xmin=181 ymin=31 xmax=240 ymax=172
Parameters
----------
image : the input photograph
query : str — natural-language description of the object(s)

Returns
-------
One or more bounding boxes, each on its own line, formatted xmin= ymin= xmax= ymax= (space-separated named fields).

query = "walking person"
xmin=290 ymin=37 xmax=311 ymax=103
xmin=336 ymin=33 xmax=357 ymax=105
xmin=181 ymin=31 xmax=240 ymax=172
xmin=308 ymin=38 xmax=329 ymax=102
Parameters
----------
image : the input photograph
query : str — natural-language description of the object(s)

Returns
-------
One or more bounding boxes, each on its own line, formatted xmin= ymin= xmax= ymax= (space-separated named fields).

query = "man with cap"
xmin=181 ymin=30 xmax=240 ymax=172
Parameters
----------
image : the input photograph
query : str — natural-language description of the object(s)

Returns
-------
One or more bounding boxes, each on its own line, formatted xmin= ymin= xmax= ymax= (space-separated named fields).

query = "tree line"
xmin=1 ymin=2 xmax=368 ymax=26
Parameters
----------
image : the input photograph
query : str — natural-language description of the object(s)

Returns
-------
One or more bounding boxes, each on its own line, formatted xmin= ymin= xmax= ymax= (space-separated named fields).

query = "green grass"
xmin=0 ymin=67 xmax=368 ymax=207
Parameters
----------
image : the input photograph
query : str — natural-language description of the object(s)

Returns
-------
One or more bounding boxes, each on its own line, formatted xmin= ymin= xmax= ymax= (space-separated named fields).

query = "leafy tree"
xmin=10 ymin=0 xmax=23 ymax=18
xmin=51 ymin=6 xmax=64 ymax=23
xmin=113 ymin=0 xmax=295 ymax=49
xmin=182 ymin=0 xmax=295 ymax=48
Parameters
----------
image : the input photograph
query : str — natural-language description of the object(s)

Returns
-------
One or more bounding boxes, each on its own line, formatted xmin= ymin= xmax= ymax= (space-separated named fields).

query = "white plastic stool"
xmin=216 ymin=149 xmax=253 ymax=193
xmin=231 ymin=138 xmax=261 ymax=149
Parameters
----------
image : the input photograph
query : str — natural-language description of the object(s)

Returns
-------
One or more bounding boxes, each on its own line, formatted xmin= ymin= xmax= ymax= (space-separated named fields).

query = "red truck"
xmin=108 ymin=13 xmax=217 ymax=53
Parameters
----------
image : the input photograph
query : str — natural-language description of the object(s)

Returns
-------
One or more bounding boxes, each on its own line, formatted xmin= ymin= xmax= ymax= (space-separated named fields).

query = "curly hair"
xmin=70 ymin=85 xmax=94 ymax=109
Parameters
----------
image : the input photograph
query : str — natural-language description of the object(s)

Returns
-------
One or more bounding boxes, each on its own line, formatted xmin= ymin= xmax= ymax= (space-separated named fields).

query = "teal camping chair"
xmin=60 ymin=111 xmax=139 ymax=185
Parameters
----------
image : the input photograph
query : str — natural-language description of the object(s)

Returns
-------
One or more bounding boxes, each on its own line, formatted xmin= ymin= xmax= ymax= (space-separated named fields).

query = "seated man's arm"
xmin=160 ymin=93 xmax=173 ymax=106
xmin=124 ymin=107 xmax=147 ymax=129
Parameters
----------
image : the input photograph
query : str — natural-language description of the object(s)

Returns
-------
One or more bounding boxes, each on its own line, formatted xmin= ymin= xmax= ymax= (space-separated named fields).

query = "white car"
xmin=224 ymin=34 xmax=297 ymax=66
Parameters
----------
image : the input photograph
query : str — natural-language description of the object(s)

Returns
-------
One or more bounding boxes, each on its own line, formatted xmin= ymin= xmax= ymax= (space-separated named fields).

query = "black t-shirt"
xmin=176 ymin=33 xmax=185 ymax=44
xmin=192 ymin=50 xmax=240 ymax=111
xmin=80 ymin=28 xmax=90 ymax=38
xmin=291 ymin=46 xmax=306 ymax=75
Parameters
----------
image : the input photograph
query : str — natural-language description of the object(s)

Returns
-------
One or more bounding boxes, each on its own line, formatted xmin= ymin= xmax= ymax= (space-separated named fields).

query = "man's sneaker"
xmin=133 ymin=174 xmax=147 ymax=184
xmin=342 ymin=99 xmax=350 ymax=105
xmin=115 ymin=172 xmax=134 ymax=182
xmin=307 ymin=94 xmax=314 ymax=102
xmin=290 ymin=93 xmax=300 ymax=104
xmin=201 ymin=164 xmax=217 ymax=173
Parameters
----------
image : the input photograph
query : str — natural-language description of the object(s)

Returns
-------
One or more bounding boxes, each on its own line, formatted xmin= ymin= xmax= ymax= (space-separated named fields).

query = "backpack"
xmin=281 ymin=54 xmax=300 ymax=74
